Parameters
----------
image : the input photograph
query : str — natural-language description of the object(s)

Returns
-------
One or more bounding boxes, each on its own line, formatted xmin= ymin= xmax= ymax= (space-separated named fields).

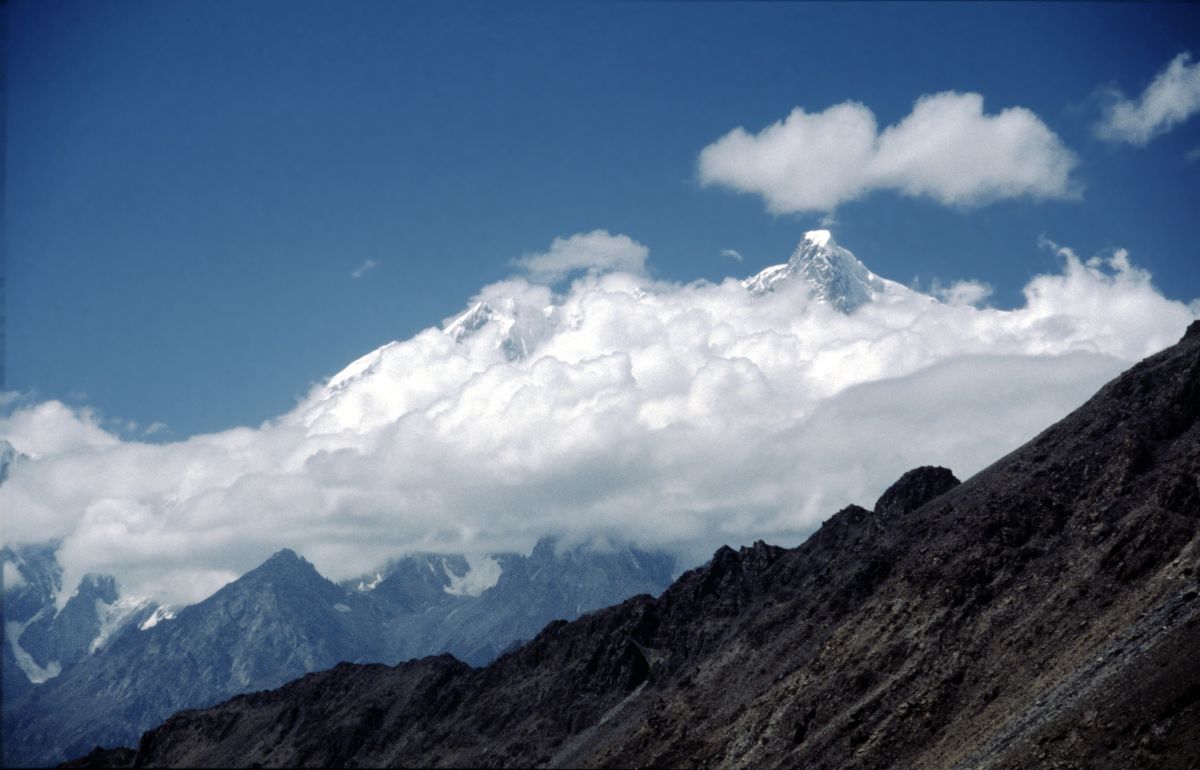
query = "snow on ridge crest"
xmin=442 ymin=293 xmax=557 ymax=361
xmin=326 ymin=342 xmax=399 ymax=392
xmin=742 ymin=230 xmax=912 ymax=313
xmin=442 ymin=555 xmax=503 ymax=597
xmin=312 ymin=232 xmax=902 ymax=433
xmin=90 ymin=596 xmax=155 ymax=651
xmin=138 ymin=605 xmax=177 ymax=631
xmin=445 ymin=301 xmax=497 ymax=342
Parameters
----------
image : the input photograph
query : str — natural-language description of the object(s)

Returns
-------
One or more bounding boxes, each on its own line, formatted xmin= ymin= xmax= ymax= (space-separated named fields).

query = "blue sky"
xmin=7 ymin=1 xmax=1200 ymax=438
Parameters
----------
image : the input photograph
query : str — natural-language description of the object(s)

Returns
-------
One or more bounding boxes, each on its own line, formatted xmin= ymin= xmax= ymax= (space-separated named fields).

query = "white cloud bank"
xmin=1096 ymin=52 xmax=1200 ymax=146
xmin=698 ymin=92 xmax=1079 ymax=213
xmin=1 ymin=234 xmax=1194 ymax=607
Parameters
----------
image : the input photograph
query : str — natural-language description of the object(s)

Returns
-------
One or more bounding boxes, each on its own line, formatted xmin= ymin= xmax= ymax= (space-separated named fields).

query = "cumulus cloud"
xmin=0 ymin=392 xmax=27 ymax=408
xmin=350 ymin=259 xmax=380 ymax=279
xmin=698 ymin=91 xmax=1079 ymax=213
xmin=720 ymin=248 xmax=744 ymax=262
xmin=0 ymin=401 xmax=118 ymax=458
xmin=932 ymin=279 xmax=993 ymax=307
xmin=0 ymin=235 xmax=1194 ymax=607
xmin=512 ymin=230 xmax=649 ymax=284
xmin=1096 ymin=52 xmax=1200 ymax=146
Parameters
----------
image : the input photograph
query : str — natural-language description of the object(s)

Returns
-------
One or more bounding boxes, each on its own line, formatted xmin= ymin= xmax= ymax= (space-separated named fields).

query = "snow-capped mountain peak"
xmin=325 ymin=341 xmax=398 ymax=392
xmin=444 ymin=300 xmax=499 ymax=342
xmin=742 ymin=230 xmax=899 ymax=313
xmin=307 ymin=231 xmax=920 ymax=434
xmin=443 ymin=296 xmax=555 ymax=361
xmin=802 ymin=228 xmax=833 ymax=248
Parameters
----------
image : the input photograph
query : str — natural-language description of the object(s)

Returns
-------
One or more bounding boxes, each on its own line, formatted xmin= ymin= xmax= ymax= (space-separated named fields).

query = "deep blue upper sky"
xmin=7 ymin=1 xmax=1199 ymax=438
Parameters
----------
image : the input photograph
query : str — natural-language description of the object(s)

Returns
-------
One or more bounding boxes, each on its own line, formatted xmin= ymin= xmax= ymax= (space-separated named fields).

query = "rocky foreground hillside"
xmin=70 ymin=322 xmax=1200 ymax=768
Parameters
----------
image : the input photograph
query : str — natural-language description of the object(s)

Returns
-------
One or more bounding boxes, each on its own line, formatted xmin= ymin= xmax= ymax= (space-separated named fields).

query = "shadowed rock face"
xmin=874 ymin=466 xmax=961 ymax=517
xmin=68 ymin=322 xmax=1200 ymax=769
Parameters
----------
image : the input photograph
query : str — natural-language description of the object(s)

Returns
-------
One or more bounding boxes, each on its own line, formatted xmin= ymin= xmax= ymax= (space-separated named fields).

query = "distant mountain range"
xmin=6 ymin=227 xmax=907 ymax=766
xmin=302 ymin=230 xmax=925 ymax=435
xmin=71 ymin=321 xmax=1200 ymax=768
xmin=1 ymin=538 xmax=673 ymax=766
xmin=7 ymin=230 xmax=899 ymax=767
xmin=356 ymin=229 xmax=907 ymax=377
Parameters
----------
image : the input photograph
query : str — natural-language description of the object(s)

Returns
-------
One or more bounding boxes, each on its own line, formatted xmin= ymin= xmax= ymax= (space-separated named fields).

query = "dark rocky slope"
xmin=77 ymin=322 xmax=1200 ymax=768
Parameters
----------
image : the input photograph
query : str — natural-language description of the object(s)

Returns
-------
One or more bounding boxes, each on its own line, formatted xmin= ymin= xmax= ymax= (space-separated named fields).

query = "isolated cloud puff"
xmin=0 ymin=401 xmax=118 ymax=457
xmin=1096 ymin=52 xmax=1200 ymax=146
xmin=698 ymin=92 xmax=1079 ymax=213
xmin=932 ymin=279 xmax=993 ymax=307
xmin=1 ymin=234 xmax=1194 ymax=607
xmin=512 ymin=230 xmax=649 ymax=284
xmin=351 ymin=259 xmax=380 ymax=279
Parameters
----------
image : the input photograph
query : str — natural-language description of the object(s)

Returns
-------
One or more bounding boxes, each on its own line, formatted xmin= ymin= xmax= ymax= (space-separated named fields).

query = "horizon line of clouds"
xmin=1095 ymin=51 xmax=1200 ymax=146
xmin=698 ymin=90 xmax=1081 ymax=214
xmin=6 ymin=51 xmax=1200 ymax=608
xmin=0 ymin=394 xmax=169 ymax=444
xmin=1 ymin=229 xmax=1196 ymax=609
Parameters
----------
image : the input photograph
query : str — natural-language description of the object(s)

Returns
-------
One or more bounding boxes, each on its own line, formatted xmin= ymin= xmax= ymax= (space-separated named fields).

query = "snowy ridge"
xmin=5 ymin=617 xmax=62 ymax=684
xmin=3 ymin=545 xmax=166 ymax=691
xmin=90 ymin=597 xmax=155 ymax=652
xmin=318 ymin=294 xmax=552 ymax=406
xmin=357 ymin=572 xmax=385 ymax=592
xmin=443 ymin=555 xmax=502 ymax=597
xmin=326 ymin=342 xmax=399 ymax=391
xmin=444 ymin=301 xmax=498 ymax=342
xmin=324 ymin=231 xmax=912 ymax=384
xmin=443 ymin=297 xmax=556 ymax=361
xmin=742 ymin=229 xmax=913 ymax=312
xmin=138 ymin=605 xmax=177 ymax=631
xmin=741 ymin=263 xmax=791 ymax=295
xmin=305 ymin=230 xmax=916 ymax=435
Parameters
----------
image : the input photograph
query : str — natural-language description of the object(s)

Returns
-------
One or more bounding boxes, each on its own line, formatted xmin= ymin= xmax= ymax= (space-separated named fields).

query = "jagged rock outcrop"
xmin=68 ymin=321 xmax=1200 ymax=768
xmin=874 ymin=465 xmax=961 ymax=517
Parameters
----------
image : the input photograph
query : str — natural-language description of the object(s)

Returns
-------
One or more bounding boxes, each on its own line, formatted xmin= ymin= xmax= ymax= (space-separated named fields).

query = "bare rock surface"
xmin=874 ymin=466 xmax=960 ymax=517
